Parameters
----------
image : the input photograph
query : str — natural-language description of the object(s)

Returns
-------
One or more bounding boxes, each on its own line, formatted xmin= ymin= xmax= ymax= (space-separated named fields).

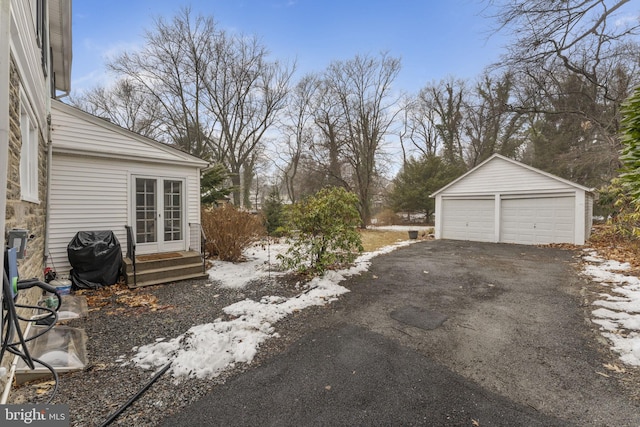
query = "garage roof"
xmin=431 ymin=154 xmax=594 ymax=197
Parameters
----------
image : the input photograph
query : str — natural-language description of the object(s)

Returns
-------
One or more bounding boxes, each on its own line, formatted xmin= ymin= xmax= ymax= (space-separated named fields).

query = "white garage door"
xmin=500 ymin=196 xmax=575 ymax=245
xmin=441 ymin=198 xmax=495 ymax=242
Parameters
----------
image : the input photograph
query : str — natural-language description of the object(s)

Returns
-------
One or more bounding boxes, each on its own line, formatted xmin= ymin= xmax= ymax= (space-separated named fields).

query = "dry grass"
xmin=359 ymin=229 xmax=430 ymax=252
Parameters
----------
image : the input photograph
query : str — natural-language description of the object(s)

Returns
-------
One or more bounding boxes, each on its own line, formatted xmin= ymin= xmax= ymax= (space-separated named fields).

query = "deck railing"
xmin=124 ymin=225 xmax=137 ymax=287
xmin=189 ymin=223 xmax=207 ymax=273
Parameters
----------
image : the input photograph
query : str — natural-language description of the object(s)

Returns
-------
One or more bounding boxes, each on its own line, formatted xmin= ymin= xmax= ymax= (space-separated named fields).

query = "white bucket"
xmin=50 ymin=279 xmax=72 ymax=295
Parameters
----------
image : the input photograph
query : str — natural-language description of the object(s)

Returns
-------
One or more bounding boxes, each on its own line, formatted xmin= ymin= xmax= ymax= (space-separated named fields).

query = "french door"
xmin=134 ymin=176 xmax=185 ymax=253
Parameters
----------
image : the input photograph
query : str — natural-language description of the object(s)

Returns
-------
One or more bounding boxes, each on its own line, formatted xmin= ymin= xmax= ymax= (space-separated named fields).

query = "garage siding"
xmin=585 ymin=194 xmax=594 ymax=240
xmin=441 ymin=199 xmax=495 ymax=242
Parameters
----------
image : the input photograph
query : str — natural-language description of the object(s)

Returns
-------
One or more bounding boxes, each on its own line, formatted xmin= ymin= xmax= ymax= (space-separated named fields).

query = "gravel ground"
xmin=8 ymin=273 xmax=322 ymax=427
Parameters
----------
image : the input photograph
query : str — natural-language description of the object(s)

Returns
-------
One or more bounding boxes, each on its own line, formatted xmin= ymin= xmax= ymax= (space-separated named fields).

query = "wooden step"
xmin=124 ymin=251 xmax=208 ymax=288
xmin=128 ymin=272 xmax=210 ymax=288
xmin=123 ymin=251 xmax=203 ymax=272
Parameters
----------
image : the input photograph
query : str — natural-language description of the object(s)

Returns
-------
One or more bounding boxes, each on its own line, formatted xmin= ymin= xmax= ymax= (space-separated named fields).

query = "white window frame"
xmin=19 ymin=94 xmax=40 ymax=203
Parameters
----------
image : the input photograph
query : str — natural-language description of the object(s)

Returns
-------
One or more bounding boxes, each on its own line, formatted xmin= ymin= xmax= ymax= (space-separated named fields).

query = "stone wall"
xmin=6 ymin=55 xmax=48 ymax=281
xmin=2 ymin=55 xmax=49 ymax=397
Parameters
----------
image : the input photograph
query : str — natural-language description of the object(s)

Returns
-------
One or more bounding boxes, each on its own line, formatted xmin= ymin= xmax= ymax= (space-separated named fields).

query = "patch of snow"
xmin=207 ymin=243 xmax=290 ymax=289
xmin=582 ymin=250 xmax=640 ymax=366
xmin=132 ymin=239 xmax=418 ymax=379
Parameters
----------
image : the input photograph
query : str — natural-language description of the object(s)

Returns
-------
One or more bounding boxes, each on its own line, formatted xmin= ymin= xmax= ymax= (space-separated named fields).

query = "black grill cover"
xmin=67 ymin=230 xmax=122 ymax=290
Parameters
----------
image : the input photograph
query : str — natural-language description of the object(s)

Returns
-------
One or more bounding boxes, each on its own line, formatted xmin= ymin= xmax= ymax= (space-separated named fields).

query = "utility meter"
xmin=7 ymin=229 xmax=29 ymax=259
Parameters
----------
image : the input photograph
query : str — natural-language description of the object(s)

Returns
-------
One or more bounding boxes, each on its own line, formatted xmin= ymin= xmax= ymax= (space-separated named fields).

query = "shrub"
xmin=201 ymin=204 xmax=265 ymax=262
xmin=278 ymin=186 xmax=363 ymax=275
xmin=598 ymin=178 xmax=640 ymax=240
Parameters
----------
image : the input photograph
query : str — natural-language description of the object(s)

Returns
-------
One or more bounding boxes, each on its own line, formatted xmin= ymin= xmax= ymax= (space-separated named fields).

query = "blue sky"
xmin=71 ymin=0 xmax=506 ymax=95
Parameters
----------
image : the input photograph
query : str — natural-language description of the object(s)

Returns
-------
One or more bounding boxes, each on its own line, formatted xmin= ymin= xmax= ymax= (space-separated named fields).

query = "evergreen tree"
xmin=201 ymin=164 xmax=232 ymax=206
xmin=620 ymin=85 xmax=640 ymax=196
xmin=388 ymin=155 xmax=465 ymax=222
xmin=262 ymin=188 xmax=285 ymax=235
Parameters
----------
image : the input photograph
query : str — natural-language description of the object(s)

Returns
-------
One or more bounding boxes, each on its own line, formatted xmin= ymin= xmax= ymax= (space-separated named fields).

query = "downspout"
xmin=44 ymin=114 xmax=52 ymax=268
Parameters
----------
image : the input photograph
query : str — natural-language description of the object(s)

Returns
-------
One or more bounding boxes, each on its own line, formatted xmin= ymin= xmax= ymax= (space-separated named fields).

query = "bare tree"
xmin=69 ymin=78 xmax=164 ymax=140
xmin=311 ymin=77 xmax=349 ymax=188
xmin=273 ymin=74 xmax=318 ymax=203
xmin=464 ymin=72 xmax=525 ymax=166
xmin=200 ymin=30 xmax=294 ymax=206
xmin=423 ymin=78 xmax=468 ymax=166
xmin=401 ymin=93 xmax=441 ymax=160
xmin=108 ymin=8 xmax=218 ymax=160
xmin=489 ymin=0 xmax=639 ymax=70
xmin=488 ymin=0 xmax=640 ymax=183
xmin=107 ymin=7 xmax=293 ymax=203
xmin=325 ymin=53 xmax=401 ymax=227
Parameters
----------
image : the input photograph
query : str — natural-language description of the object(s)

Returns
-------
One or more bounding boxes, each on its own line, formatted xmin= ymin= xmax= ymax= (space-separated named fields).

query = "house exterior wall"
xmin=51 ymin=101 xmax=191 ymax=163
xmin=6 ymin=56 xmax=48 ymax=281
xmin=48 ymin=154 xmax=202 ymax=275
xmin=9 ymin=0 xmax=50 ymax=129
xmin=48 ymin=103 xmax=206 ymax=275
xmin=2 ymin=0 xmax=61 ymax=396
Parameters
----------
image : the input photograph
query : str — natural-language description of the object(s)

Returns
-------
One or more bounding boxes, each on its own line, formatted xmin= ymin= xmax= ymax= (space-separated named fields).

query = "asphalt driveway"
xmin=160 ymin=240 xmax=640 ymax=426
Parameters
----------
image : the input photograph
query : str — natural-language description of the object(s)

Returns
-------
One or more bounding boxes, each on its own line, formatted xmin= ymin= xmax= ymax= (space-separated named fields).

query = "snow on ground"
xmin=581 ymin=249 xmax=640 ymax=366
xmin=207 ymin=242 xmax=290 ymax=289
xmin=131 ymin=239 xmax=419 ymax=379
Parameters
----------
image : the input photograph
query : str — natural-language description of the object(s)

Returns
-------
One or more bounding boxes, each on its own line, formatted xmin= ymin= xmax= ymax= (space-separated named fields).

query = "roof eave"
xmin=49 ymin=0 xmax=72 ymax=94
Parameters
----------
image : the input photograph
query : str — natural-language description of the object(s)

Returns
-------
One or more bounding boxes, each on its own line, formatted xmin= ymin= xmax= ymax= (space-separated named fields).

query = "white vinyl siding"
xmin=585 ymin=194 xmax=594 ymax=240
xmin=10 ymin=0 xmax=49 ymax=131
xmin=441 ymin=157 xmax=578 ymax=195
xmin=51 ymin=102 xmax=197 ymax=163
xmin=500 ymin=196 xmax=575 ymax=245
xmin=49 ymin=154 xmax=202 ymax=275
xmin=48 ymin=100 xmax=207 ymax=275
xmin=441 ymin=198 xmax=495 ymax=242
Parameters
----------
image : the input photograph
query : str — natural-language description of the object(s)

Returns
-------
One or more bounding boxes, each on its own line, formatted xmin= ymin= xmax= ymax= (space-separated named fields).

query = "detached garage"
xmin=432 ymin=154 xmax=594 ymax=245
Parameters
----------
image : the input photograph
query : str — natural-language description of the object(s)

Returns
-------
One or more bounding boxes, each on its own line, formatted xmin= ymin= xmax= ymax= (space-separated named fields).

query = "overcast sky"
xmin=70 ymin=0 xmax=507 ymax=95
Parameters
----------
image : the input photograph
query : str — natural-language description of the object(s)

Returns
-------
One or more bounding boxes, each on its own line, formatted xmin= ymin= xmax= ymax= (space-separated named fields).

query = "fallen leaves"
xmin=588 ymin=225 xmax=640 ymax=269
xmin=74 ymin=283 xmax=173 ymax=315
xmin=603 ymin=363 xmax=626 ymax=374
xmin=32 ymin=380 xmax=55 ymax=395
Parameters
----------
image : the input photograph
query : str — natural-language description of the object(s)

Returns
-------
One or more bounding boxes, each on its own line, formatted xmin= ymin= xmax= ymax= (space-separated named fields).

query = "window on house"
xmin=20 ymin=98 xmax=40 ymax=203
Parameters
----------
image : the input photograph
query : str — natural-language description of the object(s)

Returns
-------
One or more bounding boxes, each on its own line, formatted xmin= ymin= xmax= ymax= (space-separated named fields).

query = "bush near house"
xmin=278 ymin=186 xmax=363 ymax=275
xmin=201 ymin=205 xmax=265 ymax=262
